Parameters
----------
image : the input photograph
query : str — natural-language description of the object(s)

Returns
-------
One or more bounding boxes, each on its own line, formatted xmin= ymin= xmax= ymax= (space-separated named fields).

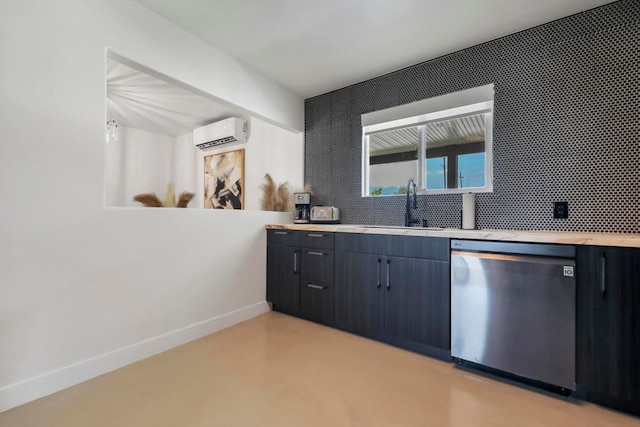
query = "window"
xmin=362 ymin=84 xmax=494 ymax=196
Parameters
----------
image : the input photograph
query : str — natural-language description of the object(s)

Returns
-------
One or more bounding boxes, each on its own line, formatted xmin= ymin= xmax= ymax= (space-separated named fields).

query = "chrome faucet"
xmin=405 ymin=178 xmax=420 ymax=227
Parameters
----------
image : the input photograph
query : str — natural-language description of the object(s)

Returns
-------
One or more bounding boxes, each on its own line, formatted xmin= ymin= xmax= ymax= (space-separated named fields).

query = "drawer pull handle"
xmin=293 ymin=251 xmax=298 ymax=273
xmin=274 ymin=231 xmax=288 ymax=235
xmin=386 ymin=259 xmax=391 ymax=290
xmin=377 ymin=258 xmax=381 ymax=288
xmin=307 ymin=283 xmax=325 ymax=290
xmin=308 ymin=251 xmax=324 ymax=256
xmin=307 ymin=233 xmax=324 ymax=238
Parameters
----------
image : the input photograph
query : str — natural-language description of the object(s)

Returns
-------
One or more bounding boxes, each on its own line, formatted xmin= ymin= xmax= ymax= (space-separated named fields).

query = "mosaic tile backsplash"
xmin=304 ymin=0 xmax=639 ymax=234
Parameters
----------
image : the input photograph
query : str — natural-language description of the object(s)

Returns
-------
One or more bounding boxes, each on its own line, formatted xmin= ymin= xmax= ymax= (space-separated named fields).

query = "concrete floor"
xmin=1 ymin=311 xmax=639 ymax=426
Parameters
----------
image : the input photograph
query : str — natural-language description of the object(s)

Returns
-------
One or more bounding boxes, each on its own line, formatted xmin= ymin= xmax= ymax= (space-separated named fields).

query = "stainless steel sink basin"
xmin=365 ymin=225 xmax=445 ymax=231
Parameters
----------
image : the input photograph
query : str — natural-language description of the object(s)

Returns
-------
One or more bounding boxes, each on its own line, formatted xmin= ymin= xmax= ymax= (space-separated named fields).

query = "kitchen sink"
xmin=365 ymin=225 xmax=446 ymax=231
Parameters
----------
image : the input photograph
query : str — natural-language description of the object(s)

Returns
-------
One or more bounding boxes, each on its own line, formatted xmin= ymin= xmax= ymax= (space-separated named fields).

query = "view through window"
xmin=362 ymin=85 xmax=494 ymax=196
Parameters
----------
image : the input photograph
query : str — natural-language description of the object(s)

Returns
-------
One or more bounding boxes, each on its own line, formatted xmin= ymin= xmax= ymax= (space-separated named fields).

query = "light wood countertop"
xmin=266 ymin=224 xmax=640 ymax=248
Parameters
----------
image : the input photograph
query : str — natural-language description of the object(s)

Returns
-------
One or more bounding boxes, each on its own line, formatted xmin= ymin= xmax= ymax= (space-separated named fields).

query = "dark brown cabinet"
xmin=267 ymin=230 xmax=335 ymax=324
xmin=266 ymin=230 xmax=300 ymax=315
xmin=334 ymin=251 xmax=384 ymax=337
xmin=576 ymin=245 xmax=640 ymax=415
xmin=334 ymin=233 xmax=450 ymax=360
xmin=384 ymin=256 xmax=450 ymax=353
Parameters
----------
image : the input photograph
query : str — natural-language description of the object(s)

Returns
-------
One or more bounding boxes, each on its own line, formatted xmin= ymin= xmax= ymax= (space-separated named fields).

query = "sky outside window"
xmin=458 ymin=152 xmax=485 ymax=188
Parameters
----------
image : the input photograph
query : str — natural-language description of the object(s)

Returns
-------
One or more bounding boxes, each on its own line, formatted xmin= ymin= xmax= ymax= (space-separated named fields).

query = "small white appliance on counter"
xmin=310 ymin=206 xmax=340 ymax=224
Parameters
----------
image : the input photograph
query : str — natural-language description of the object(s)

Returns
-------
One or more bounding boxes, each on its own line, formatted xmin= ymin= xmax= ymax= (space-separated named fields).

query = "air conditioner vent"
xmin=193 ymin=117 xmax=248 ymax=149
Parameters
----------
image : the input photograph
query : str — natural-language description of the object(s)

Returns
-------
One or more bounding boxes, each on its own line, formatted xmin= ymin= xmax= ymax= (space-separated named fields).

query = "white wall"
xmin=370 ymin=160 xmax=418 ymax=191
xmin=244 ymin=117 xmax=306 ymax=210
xmin=106 ymin=126 xmax=175 ymax=207
xmin=194 ymin=117 xmax=305 ymax=211
xmin=172 ymin=132 xmax=198 ymax=206
xmin=108 ymin=117 xmax=304 ymax=210
xmin=0 ymin=0 xmax=303 ymax=412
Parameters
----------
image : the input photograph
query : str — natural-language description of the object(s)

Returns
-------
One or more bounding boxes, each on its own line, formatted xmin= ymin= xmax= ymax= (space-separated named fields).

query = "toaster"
xmin=310 ymin=206 xmax=340 ymax=224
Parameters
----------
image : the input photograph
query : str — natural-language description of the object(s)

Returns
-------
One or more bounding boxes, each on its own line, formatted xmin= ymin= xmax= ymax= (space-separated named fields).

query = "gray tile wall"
xmin=304 ymin=0 xmax=639 ymax=233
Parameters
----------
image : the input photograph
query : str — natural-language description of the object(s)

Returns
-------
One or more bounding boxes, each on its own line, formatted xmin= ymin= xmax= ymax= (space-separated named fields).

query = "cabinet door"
xmin=576 ymin=246 xmax=640 ymax=412
xmin=384 ymin=256 xmax=450 ymax=350
xmin=267 ymin=244 xmax=300 ymax=315
xmin=335 ymin=251 xmax=384 ymax=337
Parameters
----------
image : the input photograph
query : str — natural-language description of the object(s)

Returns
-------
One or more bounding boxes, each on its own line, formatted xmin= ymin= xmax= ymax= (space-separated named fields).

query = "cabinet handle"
xmin=308 ymin=251 xmax=324 ymax=256
xmin=307 ymin=283 xmax=325 ymax=290
xmin=307 ymin=233 xmax=324 ymax=238
xmin=293 ymin=251 xmax=298 ymax=273
xmin=377 ymin=258 xmax=381 ymax=288
xmin=386 ymin=259 xmax=391 ymax=290
xmin=600 ymin=251 xmax=606 ymax=297
xmin=275 ymin=231 xmax=288 ymax=235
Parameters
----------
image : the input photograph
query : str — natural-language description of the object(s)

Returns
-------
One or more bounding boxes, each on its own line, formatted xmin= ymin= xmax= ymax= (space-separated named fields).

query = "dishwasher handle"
xmin=451 ymin=239 xmax=575 ymax=258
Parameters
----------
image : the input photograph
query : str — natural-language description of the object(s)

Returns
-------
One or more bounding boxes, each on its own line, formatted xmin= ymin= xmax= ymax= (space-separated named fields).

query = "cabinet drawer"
xmin=301 ymin=231 xmax=334 ymax=249
xmin=302 ymin=248 xmax=334 ymax=283
xmin=335 ymin=233 xmax=378 ymax=253
xmin=382 ymin=235 xmax=449 ymax=261
xmin=300 ymin=281 xmax=334 ymax=325
xmin=267 ymin=229 xmax=300 ymax=246
xmin=335 ymin=233 xmax=449 ymax=261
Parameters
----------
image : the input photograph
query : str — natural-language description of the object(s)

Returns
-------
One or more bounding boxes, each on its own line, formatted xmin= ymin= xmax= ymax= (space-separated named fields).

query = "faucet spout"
xmin=405 ymin=178 xmax=420 ymax=227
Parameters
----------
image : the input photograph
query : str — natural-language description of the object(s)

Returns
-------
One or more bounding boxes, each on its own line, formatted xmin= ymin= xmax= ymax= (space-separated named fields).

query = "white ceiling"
xmin=107 ymin=57 xmax=243 ymax=136
xmin=134 ymin=0 xmax=615 ymax=98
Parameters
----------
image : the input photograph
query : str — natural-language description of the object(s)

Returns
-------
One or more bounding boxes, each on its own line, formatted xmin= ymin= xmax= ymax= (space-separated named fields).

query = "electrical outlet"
xmin=553 ymin=201 xmax=568 ymax=219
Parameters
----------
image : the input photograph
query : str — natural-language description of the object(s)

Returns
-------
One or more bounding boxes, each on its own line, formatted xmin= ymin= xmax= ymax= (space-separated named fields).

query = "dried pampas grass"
xmin=275 ymin=182 xmax=291 ymax=211
xmin=164 ymin=183 xmax=176 ymax=207
xmin=302 ymin=184 xmax=314 ymax=197
xmin=260 ymin=174 xmax=293 ymax=212
xmin=260 ymin=174 xmax=277 ymax=211
xmin=176 ymin=192 xmax=195 ymax=208
xmin=260 ymin=174 xmax=315 ymax=212
xmin=133 ymin=193 xmax=163 ymax=207
xmin=133 ymin=183 xmax=195 ymax=208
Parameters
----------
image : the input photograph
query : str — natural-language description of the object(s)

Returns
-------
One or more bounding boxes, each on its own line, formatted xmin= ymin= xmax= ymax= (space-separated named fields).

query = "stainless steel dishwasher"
xmin=451 ymin=239 xmax=576 ymax=392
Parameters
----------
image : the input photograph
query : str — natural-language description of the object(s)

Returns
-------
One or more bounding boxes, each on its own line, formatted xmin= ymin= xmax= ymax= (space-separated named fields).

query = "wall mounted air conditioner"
xmin=193 ymin=117 xmax=248 ymax=149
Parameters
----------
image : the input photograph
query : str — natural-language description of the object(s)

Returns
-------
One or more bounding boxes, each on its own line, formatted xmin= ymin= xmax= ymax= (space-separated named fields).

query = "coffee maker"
xmin=293 ymin=192 xmax=311 ymax=224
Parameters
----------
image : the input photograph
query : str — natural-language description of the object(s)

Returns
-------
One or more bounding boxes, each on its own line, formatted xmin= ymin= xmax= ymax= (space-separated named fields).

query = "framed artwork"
xmin=204 ymin=148 xmax=244 ymax=209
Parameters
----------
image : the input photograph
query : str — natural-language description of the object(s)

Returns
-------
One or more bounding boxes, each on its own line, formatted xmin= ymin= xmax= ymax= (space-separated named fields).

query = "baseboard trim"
xmin=0 ymin=301 xmax=270 ymax=413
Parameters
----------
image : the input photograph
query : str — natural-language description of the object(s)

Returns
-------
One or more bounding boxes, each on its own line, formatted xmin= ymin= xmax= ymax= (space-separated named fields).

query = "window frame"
xmin=361 ymin=85 xmax=494 ymax=197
